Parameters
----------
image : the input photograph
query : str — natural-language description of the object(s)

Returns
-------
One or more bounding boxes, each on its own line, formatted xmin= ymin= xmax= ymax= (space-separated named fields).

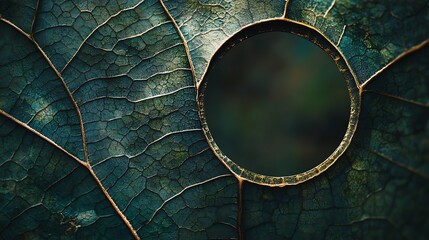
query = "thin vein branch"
xmin=60 ymin=0 xmax=147 ymax=73
xmin=237 ymin=178 xmax=244 ymax=240
xmin=1 ymin=16 xmax=140 ymax=239
xmin=38 ymin=40 xmax=142 ymax=240
xmin=4 ymin=203 xmax=43 ymax=230
xmin=134 ymin=67 xmax=191 ymax=81
xmin=334 ymin=217 xmax=394 ymax=227
xmin=108 ymin=21 xmax=171 ymax=51
xmin=159 ymin=0 xmax=198 ymax=87
xmin=1 ymin=17 xmax=90 ymax=164
xmin=219 ymin=221 xmax=237 ymax=230
xmin=86 ymin=167 xmax=140 ymax=239
xmin=361 ymin=38 xmax=429 ymax=89
xmin=0 ymin=17 xmax=31 ymax=39
xmin=72 ymin=68 xmax=191 ymax=95
xmin=43 ymin=165 xmax=79 ymax=192
xmin=26 ymin=97 xmax=65 ymax=124
xmin=32 ymin=39 xmax=91 ymax=166
xmin=80 ymin=85 xmax=194 ymax=105
xmin=337 ymin=25 xmax=346 ymax=46
xmin=186 ymin=28 xmax=228 ymax=44
xmin=146 ymin=174 xmax=233 ymax=224
xmin=30 ymin=0 xmax=40 ymax=36
xmin=283 ymin=0 xmax=290 ymax=18
xmin=0 ymin=109 xmax=86 ymax=166
xmin=363 ymin=90 xmax=429 ymax=108
xmin=131 ymin=128 xmax=202 ymax=159
xmin=324 ymin=0 xmax=336 ymax=18
xmin=89 ymin=129 xmax=202 ymax=168
xmin=367 ymin=148 xmax=429 ymax=181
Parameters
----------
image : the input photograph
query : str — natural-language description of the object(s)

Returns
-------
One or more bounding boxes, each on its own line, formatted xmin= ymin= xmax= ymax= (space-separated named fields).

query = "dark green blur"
xmin=204 ymin=32 xmax=350 ymax=176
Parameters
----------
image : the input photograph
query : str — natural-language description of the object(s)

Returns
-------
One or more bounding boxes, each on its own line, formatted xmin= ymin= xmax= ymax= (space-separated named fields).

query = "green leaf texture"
xmin=0 ymin=0 xmax=428 ymax=239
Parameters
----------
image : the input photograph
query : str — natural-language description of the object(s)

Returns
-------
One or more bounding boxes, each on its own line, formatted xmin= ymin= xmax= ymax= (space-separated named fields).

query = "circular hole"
xmin=198 ymin=20 xmax=360 ymax=185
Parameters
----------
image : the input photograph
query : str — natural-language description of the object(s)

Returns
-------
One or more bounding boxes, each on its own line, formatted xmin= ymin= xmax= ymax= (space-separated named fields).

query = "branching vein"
xmin=324 ymin=0 xmax=336 ymax=18
xmin=361 ymin=38 xmax=429 ymax=88
xmin=146 ymin=174 xmax=233 ymax=224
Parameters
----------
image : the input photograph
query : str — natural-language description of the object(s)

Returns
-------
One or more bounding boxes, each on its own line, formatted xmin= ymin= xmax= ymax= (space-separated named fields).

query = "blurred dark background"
xmin=204 ymin=31 xmax=350 ymax=176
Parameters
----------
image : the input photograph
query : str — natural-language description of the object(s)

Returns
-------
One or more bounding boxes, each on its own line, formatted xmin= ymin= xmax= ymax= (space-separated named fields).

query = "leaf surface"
xmin=0 ymin=0 xmax=428 ymax=239
xmin=287 ymin=0 xmax=429 ymax=84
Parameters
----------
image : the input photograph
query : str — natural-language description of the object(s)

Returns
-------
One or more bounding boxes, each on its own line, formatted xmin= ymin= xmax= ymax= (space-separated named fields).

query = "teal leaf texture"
xmin=1 ymin=0 xmax=428 ymax=239
xmin=286 ymin=0 xmax=429 ymax=84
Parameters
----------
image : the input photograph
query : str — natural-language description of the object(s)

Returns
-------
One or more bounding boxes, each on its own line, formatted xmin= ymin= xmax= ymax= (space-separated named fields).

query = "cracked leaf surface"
xmin=0 ymin=115 xmax=133 ymax=239
xmin=287 ymin=0 xmax=429 ymax=83
xmin=1 ymin=0 xmax=428 ymax=239
xmin=242 ymin=40 xmax=429 ymax=240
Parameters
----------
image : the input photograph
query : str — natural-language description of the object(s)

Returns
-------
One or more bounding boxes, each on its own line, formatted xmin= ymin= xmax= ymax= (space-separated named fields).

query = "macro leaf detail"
xmin=0 ymin=0 xmax=428 ymax=239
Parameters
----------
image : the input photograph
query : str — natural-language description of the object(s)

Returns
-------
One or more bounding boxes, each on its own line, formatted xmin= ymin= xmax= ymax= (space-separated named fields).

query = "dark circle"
xmin=198 ymin=20 xmax=360 ymax=184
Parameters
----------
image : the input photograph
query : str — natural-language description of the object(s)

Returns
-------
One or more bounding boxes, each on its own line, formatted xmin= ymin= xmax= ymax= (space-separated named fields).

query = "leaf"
xmin=242 ymin=44 xmax=429 ymax=239
xmin=286 ymin=0 xmax=429 ymax=84
xmin=0 ymin=115 xmax=133 ymax=239
xmin=0 ymin=0 xmax=428 ymax=239
xmin=1 ymin=0 xmax=236 ymax=239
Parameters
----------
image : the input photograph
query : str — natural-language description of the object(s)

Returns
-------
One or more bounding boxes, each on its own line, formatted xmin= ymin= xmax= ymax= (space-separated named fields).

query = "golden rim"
xmin=196 ymin=18 xmax=361 ymax=187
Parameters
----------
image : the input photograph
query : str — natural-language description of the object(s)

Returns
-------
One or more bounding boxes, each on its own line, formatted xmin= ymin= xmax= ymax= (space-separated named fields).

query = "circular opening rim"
xmin=197 ymin=19 xmax=361 ymax=187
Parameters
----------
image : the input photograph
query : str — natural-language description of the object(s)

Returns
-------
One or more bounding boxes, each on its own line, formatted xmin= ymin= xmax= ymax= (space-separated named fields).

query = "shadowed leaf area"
xmin=0 ymin=0 xmax=428 ymax=239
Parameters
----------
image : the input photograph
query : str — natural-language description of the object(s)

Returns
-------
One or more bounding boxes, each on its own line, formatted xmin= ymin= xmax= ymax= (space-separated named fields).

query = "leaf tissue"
xmin=0 ymin=0 xmax=428 ymax=239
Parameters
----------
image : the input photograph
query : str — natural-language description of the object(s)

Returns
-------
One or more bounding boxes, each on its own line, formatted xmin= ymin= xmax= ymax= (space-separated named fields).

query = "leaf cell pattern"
xmin=0 ymin=0 xmax=428 ymax=239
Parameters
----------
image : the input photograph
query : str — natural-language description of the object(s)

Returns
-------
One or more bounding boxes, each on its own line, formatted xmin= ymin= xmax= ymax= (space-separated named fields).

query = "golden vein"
xmin=361 ymin=38 xmax=429 ymax=89
xmin=146 ymin=174 xmax=233 ymax=224
xmin=324 ymin=0 xmax=336 ymax=18
xmin=1 ymin=16 xmax=140 ymax=239
xmin=60 ymin=0 xmax=147 ymax=73
xmin=237 ymin=178 xmax=244 ymax=240
xmin=283 ymin=0 xmax=290 ymax=18
xmin=367 ymin=148 xmax=429 ymax=181
xmin=159 ymin=0 xmax=199 ymax=89
xmin=337 ymin=25 xmax=346 ymax=46
xmin=30 ymin=0 xmax=40 ymax=35
xmin=363 ymin=90 xmax=429 ymax=108
xmin=0 ymin=109 xmax=86 ymax=166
